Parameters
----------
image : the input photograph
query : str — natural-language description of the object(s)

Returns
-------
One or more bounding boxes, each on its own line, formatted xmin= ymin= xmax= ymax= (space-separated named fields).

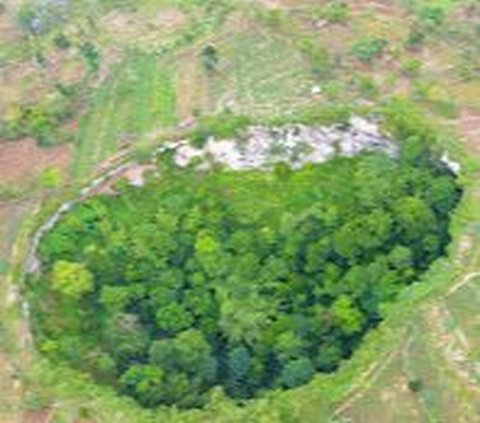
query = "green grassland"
xmin=211 ymin=27 xmax=314 ymax=115
xmin=72 ymin=53 xmax=176 ymax=179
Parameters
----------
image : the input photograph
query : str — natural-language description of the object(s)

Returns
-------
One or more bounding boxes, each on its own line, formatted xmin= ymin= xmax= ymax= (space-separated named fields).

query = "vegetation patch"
xmin=72 ymin=52 xmax=176 ymax=179
xmin=31 ymin=130 xmax=461 ymax=410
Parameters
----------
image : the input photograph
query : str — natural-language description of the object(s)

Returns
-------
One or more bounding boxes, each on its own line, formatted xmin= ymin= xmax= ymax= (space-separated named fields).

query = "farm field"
xmin=71 ymin=54 xmax=176 ymax=179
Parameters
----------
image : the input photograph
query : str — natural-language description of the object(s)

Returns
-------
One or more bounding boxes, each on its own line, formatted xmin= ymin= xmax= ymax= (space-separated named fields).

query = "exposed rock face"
xmin=441 ymin=153 xmax=461 ymax=175
xmin=171 ymin=116 xmax=398 ymax=170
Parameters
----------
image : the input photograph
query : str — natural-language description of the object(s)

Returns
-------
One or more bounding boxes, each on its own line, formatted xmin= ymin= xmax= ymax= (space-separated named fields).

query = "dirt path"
xmin=446 ymin=271 xmax=480 ymax=297
xmin=332 ymin=339 xmax=408 ymax=419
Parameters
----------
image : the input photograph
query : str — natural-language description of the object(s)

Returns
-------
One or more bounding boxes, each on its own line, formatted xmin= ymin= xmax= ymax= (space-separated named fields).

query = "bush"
xmin=418 ymin=6 xmax=444 ymax=29
xmin=53 ymin=33 xmax=71 ymax=50
xmin=21 ymin=106 xmax=57 ymax=147
xmin=1 ymin=93 xmax=75 ymax=145
xmin=407 ymin=378 xmax=423 ymax=393
xmin=401 ymin=58 xmax=422 ymax=77
xmin=79 ymin=42 xmax=100 ymax=73
xmin=355 ymin=75 xmax=379 ymax=99
xmin=39 ymin=167 xmax=61 ymax=190
xmin=200 ymin=44 xmax=219 ymax=72
xmin=351 ymin=37 xmax=388 ymax=63
xmin=405 ymin=24 xmax=427 ymax=50
xmin=0 ymin=118 xmax=25 ymax=140
xmin=320 ymin=2 xmax=350 ymax=24
xmin=321 ymin=81 xmax=345 ymax=100
xmin=190 ymin=114 xmax=251 ymax=147
xmin=299 ymin=38 xmax=332 ymax=80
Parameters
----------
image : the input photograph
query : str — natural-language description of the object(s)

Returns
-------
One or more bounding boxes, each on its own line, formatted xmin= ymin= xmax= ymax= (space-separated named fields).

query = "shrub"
xmin=190 ymin=114 xmax=251 ymax=147
xmin=279 ymin=358 xmax=315 ymax=389
xmin=351 ymin=37 xmax=388 ymax=63
xmin=200 ymin=44 xmax=219 ymax=73
xmin=401 ymin=57 xmax=422 ymax=77
xmin=320 ymin=1 xmax=350 ymax=24
xmin=418 ymin=6 xmax=444 ymax=29
xmin=79 ymin=42 xmax=100 ymax=73
xmin=322 ymin=81 xmax=345 ymax=100
xmin=39 ymin=167 xmax=61 ymax=190
xmin=355 ymin=75 xmax=379 ymax=99
xmin=299 ymin=38 xmax=332 ymax=79
xmin=405 ymin=24 xmax=427 ymax=50
xmin=0 ymin=118 xmax=25 ymax=140
xmin=407 ymin=378 xmax=423 ymax=393
xmin=53 ymin=33 xmax=71 ymax=50
xmin=21 ymin=106 xmax=57 ymax=146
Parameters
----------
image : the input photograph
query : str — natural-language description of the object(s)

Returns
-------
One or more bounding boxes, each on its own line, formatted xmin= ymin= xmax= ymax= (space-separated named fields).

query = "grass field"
xmin=212 ymin=25 xmax=314 ymax=116
xmin=71 ymin=53 xmax=176 ymax=179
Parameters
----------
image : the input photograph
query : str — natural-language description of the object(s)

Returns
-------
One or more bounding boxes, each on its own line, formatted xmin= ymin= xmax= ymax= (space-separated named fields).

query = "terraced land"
xmin=72 ymin=54 xmax=176 ymax=179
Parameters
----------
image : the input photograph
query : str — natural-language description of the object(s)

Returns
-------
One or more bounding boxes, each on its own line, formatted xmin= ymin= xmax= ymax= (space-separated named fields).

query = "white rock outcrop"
xmin=172 ymin=117 xmax=397 ymax=170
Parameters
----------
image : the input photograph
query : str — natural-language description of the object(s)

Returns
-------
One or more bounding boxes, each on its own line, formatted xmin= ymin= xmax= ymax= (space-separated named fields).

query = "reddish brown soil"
xmin=0 ymin=139 xmax=72 ymax=185
xmin=0 ymin=1 xmax=23 ymax=44
xmin=458 ymin=108 xmax=480 ymax=157
xmin=21 ymin=409 xmax=53 ymax=423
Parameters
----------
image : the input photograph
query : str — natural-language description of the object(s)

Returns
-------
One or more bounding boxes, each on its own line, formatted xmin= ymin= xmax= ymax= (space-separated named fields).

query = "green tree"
xmin=156 ymin=303 xmax=194 ymax=335
xmin=393 ymin=196 xmax=436 ymax=242
xmin=103 ymin=313 xmax=150 ymax=364
xmin=120 ymin=364 xmax=165 ymax=407
xmin=314 ymin=342 xmax=342 ymax=371
xmin=51 ymin=260 xmax=93 ymax=299
xmin=227 ymin=345 xmax=252 ymax=397
xmin=331 ymin=295 xmax=365 ymax=335
xmin=279 ymin=358 xmax=315 ymax=388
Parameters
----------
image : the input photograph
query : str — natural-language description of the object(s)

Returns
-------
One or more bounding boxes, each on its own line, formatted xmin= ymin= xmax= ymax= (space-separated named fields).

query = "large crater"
xmin=28 ymin=120 xmax=461 ymax=409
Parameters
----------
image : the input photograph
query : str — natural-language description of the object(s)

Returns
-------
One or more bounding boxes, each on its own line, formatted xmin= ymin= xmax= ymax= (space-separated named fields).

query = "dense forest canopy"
xmin=32 ymin=134 xmax=461 ymax=409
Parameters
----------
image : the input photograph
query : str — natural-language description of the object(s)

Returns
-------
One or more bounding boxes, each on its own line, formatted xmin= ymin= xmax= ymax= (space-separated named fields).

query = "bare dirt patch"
xmin=0 ymin=0 xmax=23 ymax=44
xmin=174 ymin=49 xmax=212 ymax=121
xmin=21 ymin=409 xmax=54 ymax=423
xmin=254 ymin=0 xmax=319 ymax=9
xmin=0 ymin=139 xmax=72 ymax=185
xmin=0 ymin=64 xmax=47 ymax=114
xmin=91 ymin=163 xmax=156 ymax=196
xmin=153 ymin=8 xmax=186 ymax=29
xmin=458 ymin=108 xmax=480 ymax=157
xmin=101 ymin=7 xmax=187 ymax=46
xmin=0 ymin=202 xmax=29 ymax=258
xmin=43 ymin=49 xmax=87 ymax=87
